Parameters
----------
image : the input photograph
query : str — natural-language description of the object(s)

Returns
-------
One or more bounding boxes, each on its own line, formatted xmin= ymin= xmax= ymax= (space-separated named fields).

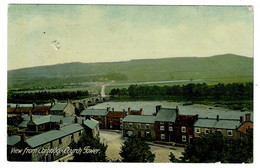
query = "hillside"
xmin=8 ymin=54 xmax=253 ymax=89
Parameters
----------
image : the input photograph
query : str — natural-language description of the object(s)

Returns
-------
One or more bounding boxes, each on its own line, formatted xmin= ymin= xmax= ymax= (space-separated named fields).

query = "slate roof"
xmin=122 ymin=115 xmax=156 ymax=124
xmin=18 ymin=115 xmax=85 ymax=127
xmin=26 ymin=124 xmax=83 ymax=148
xmin=83 ymin=119 xmax=99 ymax=129
xmin=155 ymin=108 xmax=177 ymax=122
xmin=7 ymin=135 xmax=21 ymax=146
xmin=194 ymin=119 xmax=242 ymax=130
xmin=81 ymin=109 xmax=108 ymax=116
xmin=50 ymin=103 xmax=67 ymax=111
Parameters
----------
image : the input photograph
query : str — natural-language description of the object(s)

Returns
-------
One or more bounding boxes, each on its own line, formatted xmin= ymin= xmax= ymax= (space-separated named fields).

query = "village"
xmin=7 ymin=95 xmax=253 ymax=162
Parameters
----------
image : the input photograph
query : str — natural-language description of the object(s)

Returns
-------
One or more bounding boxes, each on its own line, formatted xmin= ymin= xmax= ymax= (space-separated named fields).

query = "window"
xmin=205 ymin=129 xmax=210 ymax=134
xmin=146 ymin=132 xmax=151 ymax=138
xmin=160 ymin=126 xmax=165 ymax=131
xmin=137 ymin=124 xmax=141 ymax=129
xmin=110 ymin=118 xmax=112 ymax=122
xmin=169 ymin=122 xmax=173 ymax=125
xmin=169 ymin=126 xmax=173 ymax=131
xmin=146 ymin=124 xmax=150 ymax=129
xmin=227 ymin=130 xmax=233 ymax=136
xmin=110 ymin=125 xmax=113 ymax=129
xmin=182 ymin=135 xmax=187 ymax=142
xmin=129 ymin=123 xmax=132 ymax=128
xmin=161 ymin=134 xmax=165 ymax=140
xmin=195 ymin=128 xmax=200 ymax=133
xmin=181 ymin=126 xmax=186 ymax=133
xmin=160 ymin=122 xmax=164 ymax=125
xmin=128 ymin=131 xmax=133 ymax=136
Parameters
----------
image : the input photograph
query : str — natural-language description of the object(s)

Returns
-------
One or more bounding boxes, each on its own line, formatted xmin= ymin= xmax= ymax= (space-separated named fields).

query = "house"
xmin=8 ymin=123 xmax=84 ymax=161
xmin=8 ymin=116 xmax=100 ymax=162
xmin=122 ymin=115 xmax=156 ymax=140
xmin=82 ymin=119 xmax=99 ymax=138
xmin=237 ymin=114 xmax=253 ymax=142
xmin=128 ymin=108 xmax=143 ymax=115
xmin=80 ymin=108 xmax=109 ymax=129
xmin=174 ymin=114 xmax=198 ymax=144
xmin=106 ymin=108 xmax=127 ymax=130
xmin=154 ymin=106 xmax=178 ymax=142
xmin=194 ymin=115 xmax=243 ymax=139
xmin=50 ymin=102 xmax=75 ymax=116
xmin=17 ymin=114 xmax=85 ymax=135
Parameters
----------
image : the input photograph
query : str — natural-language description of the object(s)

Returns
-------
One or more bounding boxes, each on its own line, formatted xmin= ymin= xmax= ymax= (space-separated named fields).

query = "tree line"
xmin=110 ymin=82 xmax=253 ymax=100
xmin=8 ymin=90 xmax=90 ymax=103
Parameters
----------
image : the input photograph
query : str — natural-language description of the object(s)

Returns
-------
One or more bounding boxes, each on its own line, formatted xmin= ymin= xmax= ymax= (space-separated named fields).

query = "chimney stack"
xmin=128 ymin=107 xmax=131 ymax=113
xmin=176 ymin=106 xmax=179 ymax=116
xmin=112 ymin=108 xmax=114 ymax=111
xmin=28 ymin=110 xmax=32 ymax=116
xmin=20 ymin=133 xmax=26 ymax=142
xmin=156 ymin=105 xmax=162 ymax=113
xmin=245 ymin=114 xmax=251 ymax=122
xmin=240 ymin=116 xmax=244 ymax=123
xmin=60 ymin=119 xmax=63 ymax=125
xmin=140 ymin=108 xmax=143 ymax=112
xmin=123 ymin=109 xmax=125 ymax=112
xmin=30 ymin=115 xmax=34 ymax=121
xmin=74 ymin=116 xmax=78 ymax=123
xmin=107 ymin=107 xmax=110 ymax=111
xmin=217 ymin=115 xmax=219 ymax=121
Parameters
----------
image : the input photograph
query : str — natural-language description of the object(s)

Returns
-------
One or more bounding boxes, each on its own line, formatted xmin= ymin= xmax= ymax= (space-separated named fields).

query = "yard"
xmin=99 ymin=130 xmax=184 ymax=163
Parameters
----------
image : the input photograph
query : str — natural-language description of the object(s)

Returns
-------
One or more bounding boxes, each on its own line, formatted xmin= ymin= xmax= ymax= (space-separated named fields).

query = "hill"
xmin=8 ymin=54 xmax=253 ymax=89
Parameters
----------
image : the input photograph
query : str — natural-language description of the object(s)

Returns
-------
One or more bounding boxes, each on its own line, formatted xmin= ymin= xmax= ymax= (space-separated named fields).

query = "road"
xmin=101 ymin=81 xmax=114 ymax=97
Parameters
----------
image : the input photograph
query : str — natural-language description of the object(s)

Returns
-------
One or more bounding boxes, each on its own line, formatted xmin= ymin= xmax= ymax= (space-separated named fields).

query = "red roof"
xmin=32 ymin=106 xmax=51 ymax=112
xmin=14 ymin=107 xmax=33 ymax=113
xmin=7 ymin=108 xmax=16 ymax=113
xmin=107 ymin=111 xmax=127 ymax=118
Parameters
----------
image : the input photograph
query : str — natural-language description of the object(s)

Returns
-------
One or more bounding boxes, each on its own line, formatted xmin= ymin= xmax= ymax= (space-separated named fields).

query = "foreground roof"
xmin=7 ymin=135 xmax=21 ymax=146
xmin=83 ymin=119 xmax=99 ymax=129
xmin=155 ymin=108 xmax=177 ymax=122
xmin=81 ymin=109 xmax=108 ymax=116
xmin=26 ymin=124 xmax=83 ymax=148
xmin=122 ymin=115 xmax=156 ymax=124
xmin=194 ymin=119 xmax=242 ymax=130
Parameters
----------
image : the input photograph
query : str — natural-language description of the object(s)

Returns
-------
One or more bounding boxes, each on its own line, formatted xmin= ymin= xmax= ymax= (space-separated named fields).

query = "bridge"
xmin=71 ymin=82 xmax=112 ymax=110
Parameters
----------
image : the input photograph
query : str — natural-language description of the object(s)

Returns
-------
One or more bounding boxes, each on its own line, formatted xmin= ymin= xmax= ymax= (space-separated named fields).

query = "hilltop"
xmin=8 ymin=54 xmax=253 ymax=89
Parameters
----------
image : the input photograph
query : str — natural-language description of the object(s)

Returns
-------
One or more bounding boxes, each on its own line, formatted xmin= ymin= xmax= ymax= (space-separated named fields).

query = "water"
xmin=88 ymin=101 xmax=253 ymax=120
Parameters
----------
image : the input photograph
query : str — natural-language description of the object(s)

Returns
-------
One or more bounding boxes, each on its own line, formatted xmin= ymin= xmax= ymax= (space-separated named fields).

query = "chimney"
xmin=20 ymin=133 xmax=26 ymax=142
xmin=216 ymin=115 xmax=219 ymax=121
xmin=245 ymin=114 xmax=251 ymax=122
xmin=28 ymin=110 xmax=32 ymax=116
xmin=60 ymin=119 xmax=63 ymax=125
xmin=112 ymin=108 xmax=114 ymax=112
xmin=195 ymin=114 xmax=199 ymax=121
xmin=128 ymin=107 xmax=131 ymax=113
xmin=33 ymin=102 xmax=36 ymax=108
xmin=240 ymin=116 xmax=244 ymax=123
xmin=107 ymin=107 xmax=110 ymax=111
xmin=156 ymin=105 xmax=162 ymax=113
xmin=55 ymin=123 xmax=60 ymax=130
xmin=74 ymin=116 xmax=78 ymax=123
xmin=123 ymin=109 xmax=125 ymax=112
xmin=140 ymin=108 xmax=143 ymax=112
xmin=30 ymin=115 xmax=34 ymax=121
xmin=176 ymin=106 xmax=179 ymax=116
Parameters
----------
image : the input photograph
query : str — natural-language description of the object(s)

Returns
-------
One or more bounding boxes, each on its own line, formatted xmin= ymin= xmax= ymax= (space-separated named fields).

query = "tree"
xmin=120 ymin=136 xmax=155 ymax=162
xmin=70 ymin=133 xmax=108 ymax=162
xmin=180 ymin=132 xmax=253 ymax=163
xmin=169 ymin=152 xmax=180 ymax=163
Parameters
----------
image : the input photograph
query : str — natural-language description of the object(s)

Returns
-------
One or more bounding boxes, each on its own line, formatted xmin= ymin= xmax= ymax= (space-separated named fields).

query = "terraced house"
xmin=122 ymin=115 xmax=156 ymax=140
xmin=194 ymin=114 xmax=253 ymax=140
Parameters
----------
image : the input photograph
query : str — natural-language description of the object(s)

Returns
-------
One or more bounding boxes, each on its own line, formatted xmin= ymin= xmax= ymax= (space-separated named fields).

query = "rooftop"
xmin=50 ymin=103 xmax=67 ymax=111
xmin=26 ymin=123 xmax=83 ymax=148
xmin=81 ymin=109 xmax=108 ymax=116
xmin=155 ymin=108 xmax=177 ymax=122
xmin=122 ymin=115 xmax=156 ymax=124
xmin=83 ymin=119 xmax=99 ymax=129
xmin=7 ymin=135 xmax=21 ymax=146
xmin=194 ymin=118 xmax=242 ymax=130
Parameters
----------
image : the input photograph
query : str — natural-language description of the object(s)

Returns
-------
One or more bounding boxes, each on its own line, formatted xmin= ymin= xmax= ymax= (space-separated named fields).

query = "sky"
xmin=8 ymin=5 xmax=254 ymax=70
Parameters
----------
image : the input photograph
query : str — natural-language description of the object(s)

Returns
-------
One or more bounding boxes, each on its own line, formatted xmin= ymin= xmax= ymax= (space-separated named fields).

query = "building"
xmin=50 ymin=102 xmax=75 ymax=116
xmin=122 ymin=115 xmax=156 ymax=140
xmin=237 ymin=114 xmax=253 ymax=142
xmin=31 ymin=106 xmax=51 ymax=115
xmin=194 ymin=115 xmax=244 ymax=139
xmin=82 ymin=119 xmax=99 ymax=138
xmin=154 ymin=106 xmax=178 ymax=142
xmin=174 ymin=114 xmax=198 ymax=143
xmin=106 ymin=108 xmax=127 ymax=130
xmin=80 ymin=108 xmax=109 ymax=129
xmin=8 ymin=123 xmax=84 ymax=161
xmin=128 ymin=108 xmax=143 ymax=115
